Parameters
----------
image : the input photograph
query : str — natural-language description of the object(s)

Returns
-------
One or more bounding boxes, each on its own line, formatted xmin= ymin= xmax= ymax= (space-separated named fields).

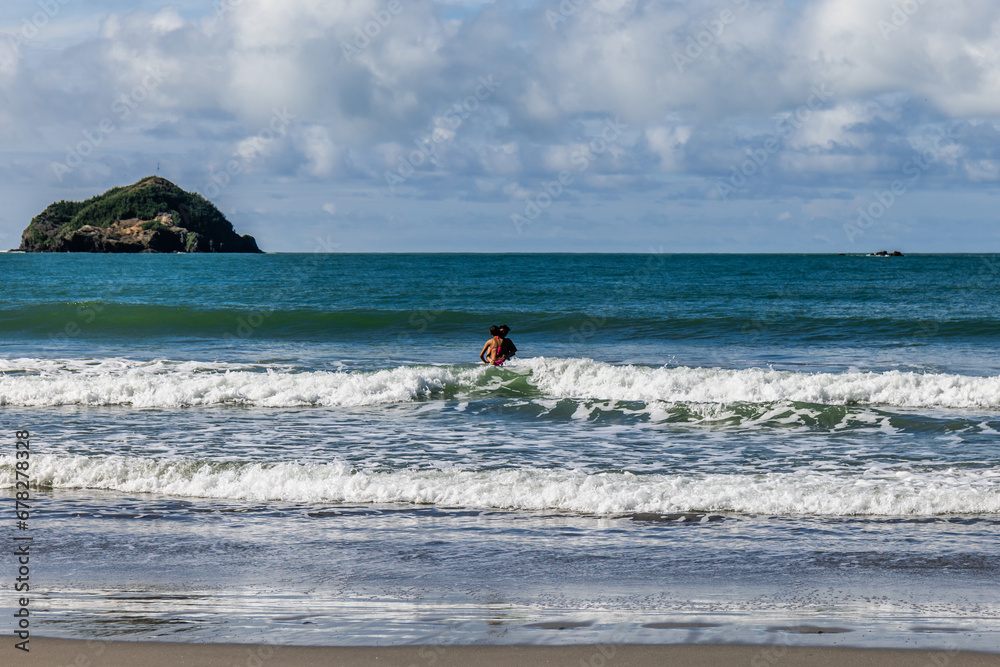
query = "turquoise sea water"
xmin=1 ymin=253 xmax=999 ymax=649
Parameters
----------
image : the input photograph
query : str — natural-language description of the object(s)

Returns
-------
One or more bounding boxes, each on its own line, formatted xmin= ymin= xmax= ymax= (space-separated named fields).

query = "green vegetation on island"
xmin=19 ymin=176 xmax=262 ymax=253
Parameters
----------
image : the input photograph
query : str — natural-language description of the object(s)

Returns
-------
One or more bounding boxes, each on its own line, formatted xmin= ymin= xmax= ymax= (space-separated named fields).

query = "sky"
xmin=1 ymin=0 xmax=999 ymax=253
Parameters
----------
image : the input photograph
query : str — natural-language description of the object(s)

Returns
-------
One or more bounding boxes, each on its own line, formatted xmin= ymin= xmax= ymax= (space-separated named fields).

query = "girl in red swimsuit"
xmin=479 ymin=325 xmax=505 ymax=365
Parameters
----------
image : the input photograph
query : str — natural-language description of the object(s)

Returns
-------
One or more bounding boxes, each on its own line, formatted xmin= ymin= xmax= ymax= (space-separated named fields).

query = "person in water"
xmin=480 ymin=324 xmax=517 ymax=365
xmin=480 ymin=325 xmax=504 ymax=365
xmin=498 ymin=324 xmax=517 ymax=361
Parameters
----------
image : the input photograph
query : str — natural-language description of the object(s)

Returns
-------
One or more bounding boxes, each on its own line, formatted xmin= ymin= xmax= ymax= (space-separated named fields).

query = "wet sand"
xmin=15 ymin=638 xmax=1000 ymax=667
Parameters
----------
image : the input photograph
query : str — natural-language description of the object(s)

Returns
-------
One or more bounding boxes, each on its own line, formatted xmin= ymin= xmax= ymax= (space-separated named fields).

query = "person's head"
xmin=489 ymin=325 xmax=500 ymax=337
xmin=498 ymin=324 xmax=510 ymax=338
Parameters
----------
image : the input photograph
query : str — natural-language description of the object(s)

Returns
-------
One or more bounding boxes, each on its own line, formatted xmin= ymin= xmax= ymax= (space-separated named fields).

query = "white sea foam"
xmin=521 ymin=357 xmax=1000 ymax=409
xmin=0 ymin=358 xmax=485 ymax=407
xmin=5 ymin=454 xmax=998 ymax=516
xmin=2 ymin=356 xmax=1000 ymax=409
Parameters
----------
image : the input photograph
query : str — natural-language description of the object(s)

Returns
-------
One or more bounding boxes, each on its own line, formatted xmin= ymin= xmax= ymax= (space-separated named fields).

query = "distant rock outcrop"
xmin=868 ymin=250 xmax=904 ymax=256
xmin=18 ymin=176 xmax=262 ymax=253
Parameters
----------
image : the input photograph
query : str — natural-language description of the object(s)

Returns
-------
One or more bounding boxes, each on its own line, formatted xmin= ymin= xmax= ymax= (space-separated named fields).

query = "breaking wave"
xmin=4 ymin=454 xmax=998 ymax=516
xmin=2 ymin=357 xmax=1000 ymax=409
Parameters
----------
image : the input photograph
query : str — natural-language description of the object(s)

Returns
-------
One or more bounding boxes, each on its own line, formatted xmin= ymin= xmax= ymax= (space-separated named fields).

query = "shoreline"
xmin=14 ymin=638 xmax=1000 ymax=667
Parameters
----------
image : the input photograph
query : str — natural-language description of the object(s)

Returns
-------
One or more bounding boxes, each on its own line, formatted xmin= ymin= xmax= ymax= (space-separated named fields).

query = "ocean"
xmin=1 ymin=253 xmax=999 ymax=650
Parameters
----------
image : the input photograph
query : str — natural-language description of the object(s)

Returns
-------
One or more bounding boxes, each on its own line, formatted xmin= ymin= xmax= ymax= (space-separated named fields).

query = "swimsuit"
xmin=492 ymin=336 xmax=504 ymax=366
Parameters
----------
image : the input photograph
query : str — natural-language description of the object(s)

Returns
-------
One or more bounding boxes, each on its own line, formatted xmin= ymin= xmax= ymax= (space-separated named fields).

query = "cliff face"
xmin=19 ymin=176 xmax=262 ymax=253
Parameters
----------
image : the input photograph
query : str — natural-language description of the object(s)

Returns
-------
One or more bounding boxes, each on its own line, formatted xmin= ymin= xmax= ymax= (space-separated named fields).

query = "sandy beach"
xmin=13 ymin=638 xmax=1000 ymax=667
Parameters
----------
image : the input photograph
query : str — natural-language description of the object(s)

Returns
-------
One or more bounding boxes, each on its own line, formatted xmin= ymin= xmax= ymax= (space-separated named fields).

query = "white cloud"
xmin=478 ymin=142 xmax=520 ymax=175
xmin=645 ymin=125 xmax=691 ymax=171
xmin=150 ymin=8 xmax=184 ymax=34
xmin=296 ymin=125 xmax=341 ymax=177
xmin=3 ymin=0 xmax=1000 ymax=250
xmin=964 ymin=159 xmax=1000 ymax=182
xmin=800 ymin=0 xmax=1000 ymax=116
xmin=0 ymin=35 xmax=20 ymax=76
xmin=100 ymin=13 xmax=121 ymax=39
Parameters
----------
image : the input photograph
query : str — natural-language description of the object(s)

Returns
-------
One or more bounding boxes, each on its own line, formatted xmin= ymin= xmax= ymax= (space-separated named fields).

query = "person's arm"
xmin=479 ymin=340 xmax=492 ymax=364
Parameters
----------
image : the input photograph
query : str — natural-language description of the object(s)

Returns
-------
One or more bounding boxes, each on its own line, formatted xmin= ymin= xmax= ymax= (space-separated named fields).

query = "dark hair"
xmin=498 ymin=324 xmax=510 ymax=335
xmin=489 ymin=325 xmax=500 ymax=337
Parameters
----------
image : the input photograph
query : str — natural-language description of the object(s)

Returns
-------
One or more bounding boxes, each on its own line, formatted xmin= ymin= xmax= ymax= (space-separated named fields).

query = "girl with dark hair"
xmin=479 ymin=325 xmax=504 ymax=365
xmin=498 ymin=324 xmax=516 ymax=361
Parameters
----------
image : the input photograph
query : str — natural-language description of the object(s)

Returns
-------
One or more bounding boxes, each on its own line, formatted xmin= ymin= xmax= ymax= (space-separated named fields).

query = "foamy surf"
xmin=5 ymin=454 xmax=999 ymax=516
xmin=0 ymin=358 xmax=488 ymax=408
xmin=2 ymin=356 xmax=1000 ymax=409
xmin=523 ymin=357 xmax=1000 ymax=408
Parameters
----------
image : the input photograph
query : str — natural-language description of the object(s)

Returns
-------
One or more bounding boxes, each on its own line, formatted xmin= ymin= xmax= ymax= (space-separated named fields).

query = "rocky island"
xmin=18 ymin=176 xmax=262 ymax=253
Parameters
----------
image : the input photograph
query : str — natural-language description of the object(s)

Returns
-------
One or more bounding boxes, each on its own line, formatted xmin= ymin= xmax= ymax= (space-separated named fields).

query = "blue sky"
xmin=2 ymin=0 xmax=999 ymax=252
